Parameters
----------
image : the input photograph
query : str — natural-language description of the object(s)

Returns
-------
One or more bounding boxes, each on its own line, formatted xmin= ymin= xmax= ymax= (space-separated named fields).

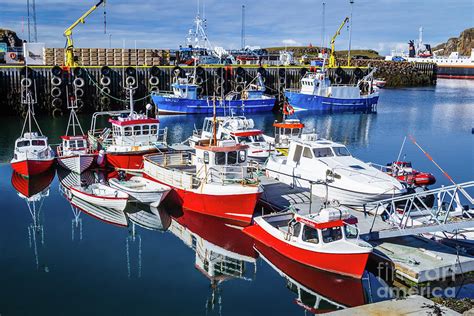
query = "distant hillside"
xmin=432 ymin=28 xmax=474 ymax=56
xmin=264 ymin=46 xmax=382 ymax=59
xmin=0 ymin=28 xmax=23 ymax=47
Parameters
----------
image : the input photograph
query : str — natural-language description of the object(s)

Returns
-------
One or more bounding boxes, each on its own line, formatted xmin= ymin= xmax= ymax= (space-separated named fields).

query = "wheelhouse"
xmin=61 ymin=135 xmax=88 ymax=150
xmin=109 ymin=116 xmax=160 ymax=146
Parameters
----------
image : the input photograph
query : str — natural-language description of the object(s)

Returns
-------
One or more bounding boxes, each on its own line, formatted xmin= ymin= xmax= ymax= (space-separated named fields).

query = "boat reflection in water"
xmin=254 ymin=241 xmax=389 ymax=314
xmin=11 ymin=169 xmax=55 ymax=271
xmin=169 ymin=210 xmax=257 ymax=313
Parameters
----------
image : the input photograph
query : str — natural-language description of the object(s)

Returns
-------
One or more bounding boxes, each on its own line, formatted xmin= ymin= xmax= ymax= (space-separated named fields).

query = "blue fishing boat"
xmin=285 ymin=69 xmax=379 ymax=112
xmin=151 ymin=74 xmax=276 ymax=115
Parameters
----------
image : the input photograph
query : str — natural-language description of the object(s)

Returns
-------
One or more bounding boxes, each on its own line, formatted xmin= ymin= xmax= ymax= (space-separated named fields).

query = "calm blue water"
xmin=0 ymin=79 xmax=473 ymax=315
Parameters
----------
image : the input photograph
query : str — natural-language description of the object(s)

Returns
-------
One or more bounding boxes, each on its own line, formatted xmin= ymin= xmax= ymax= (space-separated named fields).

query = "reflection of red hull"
xmin=174 ymin=211 xmax=257 ymax=258
xmin=255 ymin=241 xmax=366 ymax=310
xmin=244 ymin=224 xmax=370 ymax=278
xmin=11 ymin=158 xmax=55 ymax=177
xmin=144 ymin=174 xmax=260 ymax=225
xmin=11 ymin=169 xmax=55 ymax=197
xmin=106 ymin=150 xmax=156 ymax=170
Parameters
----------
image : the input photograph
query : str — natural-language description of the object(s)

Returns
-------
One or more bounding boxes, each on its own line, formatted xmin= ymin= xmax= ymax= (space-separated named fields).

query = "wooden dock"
xmin=258 ymin=175 xmax=474 ymax=284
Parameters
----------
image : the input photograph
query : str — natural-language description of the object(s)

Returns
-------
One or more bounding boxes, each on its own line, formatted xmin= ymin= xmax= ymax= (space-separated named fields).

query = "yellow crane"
xmin=64 ymin=0 xmax=106 ymax=67
xmin=328 ymin=16 xmax=349 ymax=68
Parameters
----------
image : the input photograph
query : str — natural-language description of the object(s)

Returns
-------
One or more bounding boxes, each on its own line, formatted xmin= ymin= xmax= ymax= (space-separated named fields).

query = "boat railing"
xmin=205 ymin=165 xmax=259 ymax=186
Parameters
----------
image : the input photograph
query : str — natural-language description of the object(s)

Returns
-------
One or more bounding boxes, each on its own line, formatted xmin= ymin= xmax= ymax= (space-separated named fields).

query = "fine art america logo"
xmin=375 ymin=262 xmax=460 ymax=299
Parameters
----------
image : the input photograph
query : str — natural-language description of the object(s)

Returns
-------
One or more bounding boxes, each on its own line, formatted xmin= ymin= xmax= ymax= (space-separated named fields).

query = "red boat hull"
xmin=144 ymin=174 xmax=260 ymax=225
xmin=396 ymin=172 xmax=436 ymax=186
xmin=243 ymin=224 xmax=370 ymax=278
xmin=106 ymin=149 xmax=157 ymax=170
xmin=11 ymin=158 xmax=55 ymax=177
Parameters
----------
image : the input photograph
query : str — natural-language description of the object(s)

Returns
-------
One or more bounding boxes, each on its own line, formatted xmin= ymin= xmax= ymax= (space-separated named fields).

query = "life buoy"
xmin=282 ymin=102 xmax=294 ymax=116
xmin=9 ymin=52 xmax=17 ymax=60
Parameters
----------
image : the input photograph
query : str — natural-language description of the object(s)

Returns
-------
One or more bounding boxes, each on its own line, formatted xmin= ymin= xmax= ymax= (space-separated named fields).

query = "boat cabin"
xmin=286 ymin=135 xmax=352 ymax=167
xmin=273 ymin=119 xmax=305 ymax=149
xmin=172 ymin=78 xmax=199 ymax=99
xmin=194 ymin=139 xmax=250 ymax=182
xmin=14 ymin=132 xmax=50 ymax=158
xmin=300 ymin=71 xmax=361 ymax=99
xmin=109 ymin=114 xmax=160 ymax=147
xmin=268 ymin=208 xmax=360 ymax=244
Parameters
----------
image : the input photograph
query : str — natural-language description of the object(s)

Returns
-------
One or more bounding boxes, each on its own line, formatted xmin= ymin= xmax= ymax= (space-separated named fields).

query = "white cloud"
xmin=282 ymin=39 xmax=302 ymax=46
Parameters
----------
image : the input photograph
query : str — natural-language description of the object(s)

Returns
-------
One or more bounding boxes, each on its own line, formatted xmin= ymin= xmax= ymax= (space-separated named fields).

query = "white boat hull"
xmin=70 ymin=187 xmax=128 ymax=211
xmin=109 ymin=177 xmax=171 ymax=204
xmin=266 ymin=168 xmax=402 ymax=206
xmin=57 ymin=154 xmax=95 ymax=174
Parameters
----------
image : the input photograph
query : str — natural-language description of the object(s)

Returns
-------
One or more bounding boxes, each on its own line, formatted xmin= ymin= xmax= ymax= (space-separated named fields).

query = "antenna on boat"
xmin=212 ymin=93 xmax=217 ymax=146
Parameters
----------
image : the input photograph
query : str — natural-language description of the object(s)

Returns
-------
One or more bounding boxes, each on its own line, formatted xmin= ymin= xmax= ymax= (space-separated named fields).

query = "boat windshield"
xmin=32 ymin=140 xmax=46 ymax=146
xmin=332 ymin=146 xmax=351 ymax=156
xmin=344 ymin=224 xmax=358 ymax=239
xmin=17 ymin=140 xmax=31 ymax=147
xmin=312 ymin=147 xmax=334 ymax=158
xmin=321 ymin=227 xmax=343 ymax=243
xmin=302 ymin=225 xmax=319 ymax=244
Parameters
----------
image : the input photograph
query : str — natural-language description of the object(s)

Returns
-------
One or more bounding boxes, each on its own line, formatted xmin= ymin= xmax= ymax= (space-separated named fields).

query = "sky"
xmin=1 ymin=0 xmax=473 ymax=55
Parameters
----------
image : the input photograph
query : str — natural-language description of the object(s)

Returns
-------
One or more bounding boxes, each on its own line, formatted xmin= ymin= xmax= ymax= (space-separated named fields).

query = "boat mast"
xmin=212 ymin=94 xmax=217 ymax=146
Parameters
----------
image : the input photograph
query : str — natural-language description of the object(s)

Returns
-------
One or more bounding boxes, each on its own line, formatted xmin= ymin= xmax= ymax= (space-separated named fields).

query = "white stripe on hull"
xmin=58 ymin=154 xmax=95 ymax=174
xmin=71 ymin=190 xmax=127 ymax=211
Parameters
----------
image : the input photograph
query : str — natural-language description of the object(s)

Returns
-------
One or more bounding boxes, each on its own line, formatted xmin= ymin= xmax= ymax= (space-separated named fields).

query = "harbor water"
xmin=0 ymin=79 xmax=473 ymax=315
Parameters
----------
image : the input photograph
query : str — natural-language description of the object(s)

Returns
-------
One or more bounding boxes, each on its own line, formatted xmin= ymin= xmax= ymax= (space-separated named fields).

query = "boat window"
xmin=203 ymin=151 xmax=209 ymax=163
xmin=255 ymin=134 xmax=265 ymax=142
xmin=142 ymin=125 xmax=150 ymax=135
xmin=239 ymin=150 xmax=246 ymax=163
xmin=124 ymin=126 xmax=132 ymax=136
xmin=350 ymin=165 xmax=365 ymax=170
xmin=302 ymin=225 xmax=319 ymax=244
xmin=313 ymin=147 xmax=333 ymax=158
xmin=333 ymin=146 xmax=351 ymax=156
xmin=322 ymin=227 xmax=343 ymax=243
xmin=344 ymin=224 xmax=358 ymax=239
xmin=239 ymin=136 xmax=253 ymax=143
xmin=227 ymin=151 xmax=237 ymax=164
xmin=151 ymin=125 xmax=158 ymax=135
xmin=32 ymin=140 xmax=46 ymax=146
xmin=293 ymin=145 xmax=303 ymax=162
xmin=133 ymin=125 xmax=141 ymax=135
xmin=215 ymin=152 xmax=226 ymax=165
xmin=77 ymin=140 xmax=85 ymax=148
xmin=17 ymin=140 xmax=30 ymax=147
xmin=289 ymin=220 xmax=301 ymax=237
xmin=302 ymin=147 xmax=313 ymax=159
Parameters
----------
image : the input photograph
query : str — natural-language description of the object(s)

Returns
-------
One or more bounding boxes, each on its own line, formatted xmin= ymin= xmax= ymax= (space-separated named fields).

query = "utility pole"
xmin=347 ymin=0 xmax=354 ymax=66
xmin=321 ymin=1 xmax=326 ymax=53
xmin=32 ymin=0 xmax=37 ymax=42
xmin=26 ymin=0 xmax=31 ymax=42
xmin=241 ymin=5 xmax=246 ymax=50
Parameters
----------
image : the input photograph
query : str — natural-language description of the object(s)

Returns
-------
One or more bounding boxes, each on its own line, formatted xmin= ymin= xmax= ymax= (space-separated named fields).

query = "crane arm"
xmin=328 ymin=17 xmax=349 ymax=68
xmin=64 ymin=0 xmax=105 ymax=36
xmin=63 ymin=0 xmax=106 ymax=67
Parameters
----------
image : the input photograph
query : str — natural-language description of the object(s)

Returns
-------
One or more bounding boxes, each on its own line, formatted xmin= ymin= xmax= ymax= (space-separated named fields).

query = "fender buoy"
xmin=195 ymin=77 xmax=204 ymax=85
xmin=52 ymin=108 xmax=63 ymax=117
xmin=125 ymin=76 xmax=136 ymax=86
xmin=51 ymin=76 xmax=62 ymax=86
xmin=150 ymin=66 xmax=160 ymax=77
xmin=101 ymin=66 xmax=111 ymax=76
xmin=100 ymin=96 xmax=110 ymax=105
xmin=51 ymin=86 xmax=62 ymax=98
xmin=20 ymin=78 xmax=32 ymax=88
xmin=52 ymin=97 xmax=62 ymax=108
xmin=149 ymin=86 xmax=159 ymax=93
xmin=51 ymin=65 xmax=63 ymax=77
xmin=100 ymin=76 xmax=111 ymax=86
xmin=101 ymin=87 xmax=111 ymax=95
xmin=73 ymin=77 xmax=85 ymax=88
xmin=335 ymin=76 xmax=343 ymax=84
xmin=235 ymin=85 xmax=243 ymax=93
xmin=235 ymin=75 xmax=244 ymax=84
xmin=149 ymin=76 xmax=159 ymax=86
xmin=125 ymin=67 xmax=136 ymax=77
xmin=216 ymin=77 xmax=224 ymax=85
xmin=75 ymin=88 xmax=84 ymax=98
xmin=76 ymin=99 xmax=84 ymax=110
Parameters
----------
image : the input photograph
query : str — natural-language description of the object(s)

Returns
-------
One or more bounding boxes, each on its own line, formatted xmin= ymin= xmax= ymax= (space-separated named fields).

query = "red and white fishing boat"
xmin=11 ymin=83 xmax=55 ymax=177
xmin=143 ymin=138 xmax=262 ymax=224
xmin=189 ymin=116 xmax=271 ymax=160
xmin=70 ymin=183 xmax=129 ymax=211
xmin=243 ymin=208 xmax=373 ymax=278
xmin=57 ymin=97 xmax=95 ymax=174
xmin=88 ymin=92 xmax=167 ymax=170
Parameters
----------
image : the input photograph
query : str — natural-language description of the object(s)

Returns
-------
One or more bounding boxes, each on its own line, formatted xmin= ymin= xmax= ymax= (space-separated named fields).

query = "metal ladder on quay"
xmin=362 ymin=181 xmax=474 ymax=241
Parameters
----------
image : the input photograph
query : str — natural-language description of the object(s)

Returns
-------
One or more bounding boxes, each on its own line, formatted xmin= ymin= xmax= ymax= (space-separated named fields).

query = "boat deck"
xmin=258 ymin=175 xmax=474 ymax=284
